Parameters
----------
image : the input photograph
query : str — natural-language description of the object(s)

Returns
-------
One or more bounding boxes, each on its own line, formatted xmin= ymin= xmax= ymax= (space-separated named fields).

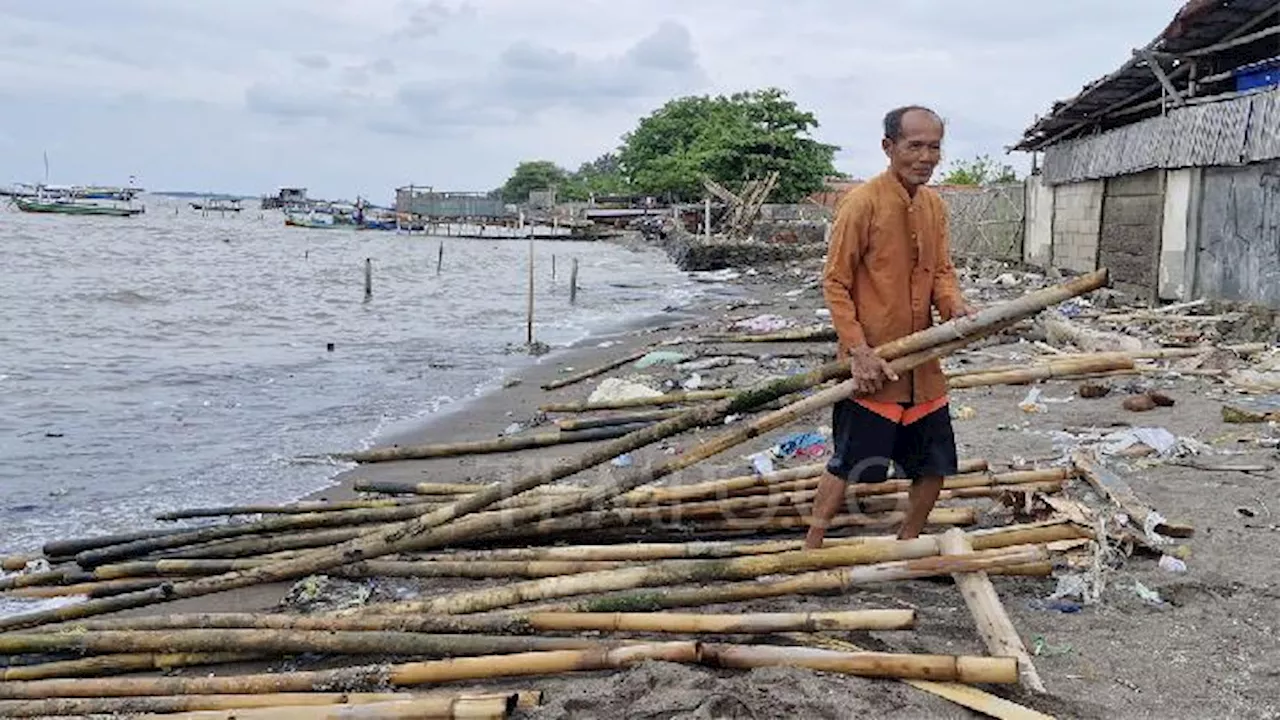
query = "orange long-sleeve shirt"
xmin=822 ymin=171 xmax=966 ymax=405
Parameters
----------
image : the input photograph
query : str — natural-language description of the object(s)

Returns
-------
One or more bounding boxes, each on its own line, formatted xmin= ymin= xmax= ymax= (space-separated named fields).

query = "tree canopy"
xmin=498 ymin=88 xmax=840 ymax=205
xmin=499 ymin=160 xmax=569 ymax=204
xmin=619 ymin=88 xmax=839 ymax=203
xmin=938 ymin=154 xmax=1019 ymax=186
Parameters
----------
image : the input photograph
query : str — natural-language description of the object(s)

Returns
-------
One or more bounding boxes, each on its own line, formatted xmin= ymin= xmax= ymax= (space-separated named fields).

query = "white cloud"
xmin=0 ymin=0 xmax=1188 ymax=199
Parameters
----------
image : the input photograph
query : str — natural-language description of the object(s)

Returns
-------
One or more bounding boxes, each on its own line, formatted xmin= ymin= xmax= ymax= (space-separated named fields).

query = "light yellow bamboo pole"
xmin=700 ymin=643 xmax=1017 ymax=684
xmin=0 ymin=643 xmax=701 ymax=698
xmin=0 ymin=652 xmax=258 ymax=681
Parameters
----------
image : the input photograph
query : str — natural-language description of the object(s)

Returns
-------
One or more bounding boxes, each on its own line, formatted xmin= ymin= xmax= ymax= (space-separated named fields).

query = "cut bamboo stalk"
xmin=0 ymin=643 xmax=701 ymax=698
xmin=0 ymin=271 xmax=1105 ymax=632
xmin=699 ymin=507 xmax=975 ymax=534
xmin=791 ymin=635 xmax=1055 ymax=720
xmin=1054 ymin=342 xmax=1266 ymax=360
xmin=538 ymin=389 xmax=737 ymax=414
xmin=43 ymin=528 xmax=193 ymax=559
xmin=700 ymin=643 xmax=1018 ymax=684
xmin=947 ymin=354 xmax=1134 ymax=389
xmin=149 ymin=695 xmax=519 ymax=720
xmin=353 ymin=480 xmax=583 ymax=497
xmin=939 ymin=528 xmax=1046 ymax=693
xmin=88 ymin=558 xmax=633 ymax=582
xmin=854 ymin=480 xmax=1064 ymax=514
xmin=334 ymin=421 xmax=655 ymax=463
xmin=74 ymin=505 xmax=439 ymax=568
xmin=553 ymin=408 xmax=685 ymax=431
xmin=551 ymin=545 xmax=1049 ymax=613
xmin=1 ymin=555 xmax=38 ymax=572
xmin=401 ymin=519 xmax=1083 ymax=564
xmin=0 ymin=693 xmax=437 ymax=719
xmin=161 ymin=527 xmax=373 ymax=560
xmin=695 ymin=326 xmax=839 ymax=343
xmin=472 ymin=503 xmax=975 ymax=547
xmin=540 ymin=348 xmax=652 ymax=390
xmin=366 ymin=540 xmax=1037 ymax=616
xmin=0 ymin=652 xmax=258 ymax=681
xmin=0 ymin=630 xmax=619 ymax=657
xmin=28 ymin=609 xmax=915 ymax=636
xmin=6 ymin=577 xmax=166 ymax=599
xmin=156 ymin=498 xmax=423 ymax=521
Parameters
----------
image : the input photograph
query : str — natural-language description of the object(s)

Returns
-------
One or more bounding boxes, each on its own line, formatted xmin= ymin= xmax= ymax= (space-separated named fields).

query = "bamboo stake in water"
xmin=363 ymin=258 xmax=372 ymax=302
xmin=526 ymin=238 xmax=534 ymax=345
xmin=436 ymin=242 xmax=443 ymax=275
xmin=569 ymin=258 xmax=578 ymax=304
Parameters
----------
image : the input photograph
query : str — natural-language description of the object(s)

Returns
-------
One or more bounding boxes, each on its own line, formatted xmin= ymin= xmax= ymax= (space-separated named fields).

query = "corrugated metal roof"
xmin=1015 ymin=0 xmax=1280 ymax=151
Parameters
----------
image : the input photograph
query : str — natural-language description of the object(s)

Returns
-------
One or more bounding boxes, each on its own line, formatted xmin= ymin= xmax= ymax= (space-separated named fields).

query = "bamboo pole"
xmin=29 ymin=609 xmax=915 ymax=636
xmin=947 ymin=354 xmax=1134 ymax=389
xmin=0 ymin=643 xmax=701 ymax=698
xmin=0 ymin=693 xmax=434 ymax=719
xmin=352 ymin=480 xmax=583 ymax=497
xmin=0 ymin=693 xmax=528 ymax=719
xmin=550 ymin=545 xmax=1049 ymax=613
xmin=334 ymin=421 xmax=656 ymax=464
xmin=540 ymin=348 xmax=652 ymax=391
xmin=553 ymin=408 xmax=685 ymax=431
xmin=1 ymin=555 xmax=37 ymax=572
xmin=700 ymin=643 xmax=1017 ymax=684
xmin=791 ymin=635 xmax=1054 ymax=720
xmin=538 ymin=389 xmax=736 ymax=414
xmin=156 ymin=498 xmax=419 ymax=521
xmin=86 ymin=558 xmax=633 ymax=581
xmin=0 ymin=271 xmax=1105 ymax=632
xmin=366 ymin=540 xmax=1041 ymax=616
xmin=0 ymin=630 xmax=619 ymax=657
xmin=154 ymin=695 xmax=519 ymax=720
xmin=696 ymin=327 xmax=839 ymax=343
xmin=398 ymin=519 xmax=1084 ymax=564
xmin=6 ymin=577 xmax=166 ymax=598
xmin=525 ymin=237 xmax=534 ymax=345
xmin=43 ymin=528 xmax=192 ymax=559
xmin=939 ymin=529 xmax=1046 ymax=694
xmin=161 ymin=526 xmax=372 ymax=560
xmin=0 ymin=653 xmax=258 ymax=681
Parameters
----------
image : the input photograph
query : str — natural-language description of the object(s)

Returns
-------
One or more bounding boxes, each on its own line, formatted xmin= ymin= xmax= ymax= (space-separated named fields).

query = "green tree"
xmin=939 ymin=154 xmax=1019 ymax=186
xmin=618 ymin=88 xmax=839 ymax=203
xmin=561 ymin=153 xmax=630 ymax=201
xmin=500 ymin=160 xmax=570 ymax=204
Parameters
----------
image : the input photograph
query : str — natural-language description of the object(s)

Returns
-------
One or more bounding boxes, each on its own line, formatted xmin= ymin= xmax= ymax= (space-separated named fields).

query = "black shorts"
xmin=825 ymin=398 xmax=958 ymax=483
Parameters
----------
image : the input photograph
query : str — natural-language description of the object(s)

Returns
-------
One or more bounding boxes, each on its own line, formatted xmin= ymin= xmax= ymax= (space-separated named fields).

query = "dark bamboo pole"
xmin=540 ymin=348 xmax=652 ymax=391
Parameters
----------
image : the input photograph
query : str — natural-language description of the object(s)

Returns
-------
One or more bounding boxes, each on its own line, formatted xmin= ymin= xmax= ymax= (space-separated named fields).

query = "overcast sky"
xmin=0 ymin=0 xmax=1186 ymax=200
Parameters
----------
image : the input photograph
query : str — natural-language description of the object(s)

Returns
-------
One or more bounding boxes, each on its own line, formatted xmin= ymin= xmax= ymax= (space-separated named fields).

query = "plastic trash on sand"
xmin=749 ymin=452 xmax=775 ymax=475
xmin=732 ymin=314 xmax=793 ymax=334
xmin=589 ymin=378 xmax=662 ymax=404
xmin=1158 ymin=555 xmax=1187 ymax=573
xmin=1098 ymin=427 xmax=1179 ymax=457
xmin=634 ymin=350 xmax=689 ymax=369
xmin=611 ymin=453 xmax=634 ymax=468
xmin=1132 ymin=581 xmax=1164 ymax=605
xmin=1018 ymin=388 xmax=1048 ymax=414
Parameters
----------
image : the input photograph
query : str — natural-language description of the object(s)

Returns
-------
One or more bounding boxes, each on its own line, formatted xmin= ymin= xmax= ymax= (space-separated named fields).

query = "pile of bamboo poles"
xmin=0 ymin=270 xmax=1111 ymax=718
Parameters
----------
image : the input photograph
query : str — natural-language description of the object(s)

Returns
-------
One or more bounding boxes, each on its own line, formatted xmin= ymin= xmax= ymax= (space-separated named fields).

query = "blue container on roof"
xmin=1234 ymin=57 xmax=1280 ymax=92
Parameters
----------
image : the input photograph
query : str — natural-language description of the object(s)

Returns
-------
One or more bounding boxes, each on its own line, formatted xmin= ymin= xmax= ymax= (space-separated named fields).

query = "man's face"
xmin=882 ymin=111 xmax=944 ymax=187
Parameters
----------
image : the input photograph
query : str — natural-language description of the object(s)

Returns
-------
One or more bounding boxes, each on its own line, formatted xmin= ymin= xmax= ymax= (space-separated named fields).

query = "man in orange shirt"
xmin=805 ymin=106 xmax=973 ymax=550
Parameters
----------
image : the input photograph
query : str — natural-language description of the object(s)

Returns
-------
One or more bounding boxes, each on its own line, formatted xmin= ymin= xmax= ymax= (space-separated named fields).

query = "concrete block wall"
xmin=1159 ymin=168 xmax=1200 ymax=301
xmin=1023 ymin=174 xmax=1054 ymax=267
xmin=1051 ymin=180 xmax=1104 ymax=273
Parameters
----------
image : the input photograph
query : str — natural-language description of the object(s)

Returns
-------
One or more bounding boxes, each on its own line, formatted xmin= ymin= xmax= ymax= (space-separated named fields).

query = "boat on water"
xmin=190 ymin=198 xmax=242 ymax=212
xmin=12 ymin=196 xmax=145 ymax=217
xmin=284 ymin=212 xmax=344 ymax=229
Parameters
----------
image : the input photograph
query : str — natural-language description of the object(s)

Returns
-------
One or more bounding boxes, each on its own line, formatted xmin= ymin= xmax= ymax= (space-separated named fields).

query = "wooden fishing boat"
xmin=12 ymin=197 xmax=144 ymax=217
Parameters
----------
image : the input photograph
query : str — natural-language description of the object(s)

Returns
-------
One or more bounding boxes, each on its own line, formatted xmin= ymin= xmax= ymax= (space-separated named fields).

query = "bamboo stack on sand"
xmin=0 ymin=270 xmax=1107 ymax=719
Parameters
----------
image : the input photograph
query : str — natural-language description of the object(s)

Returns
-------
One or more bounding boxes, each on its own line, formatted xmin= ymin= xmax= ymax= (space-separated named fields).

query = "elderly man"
xmin=805 ymin=105 xmax=973 ymax=550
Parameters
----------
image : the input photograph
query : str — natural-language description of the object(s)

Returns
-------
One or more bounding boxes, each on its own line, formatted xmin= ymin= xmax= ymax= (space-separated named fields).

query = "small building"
xmin=261 ymin=187 xmax=308 ymax=210
xmin=527 ymin=188 xmax=557 ymax=211
xmin=395 ymin=186 xmax=506 ymax=219
xmin=1014 ymin=0 xmax=1280 ymax=305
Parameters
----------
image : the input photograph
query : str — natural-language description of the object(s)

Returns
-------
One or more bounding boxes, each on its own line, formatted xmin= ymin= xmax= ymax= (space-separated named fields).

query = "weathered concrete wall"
xmin=1051 ymin=180 xmax=1104 ymax=273
xmin=1159 ymin=168 xmax=1201 ymax=301
xmin=1098 ymin=170 xmax=1163 ymax=297
xmin=1195 ymin=160 xmax=1280 ymax=308
xmin=1024 ymin=174 xmax=1054 ymax=267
